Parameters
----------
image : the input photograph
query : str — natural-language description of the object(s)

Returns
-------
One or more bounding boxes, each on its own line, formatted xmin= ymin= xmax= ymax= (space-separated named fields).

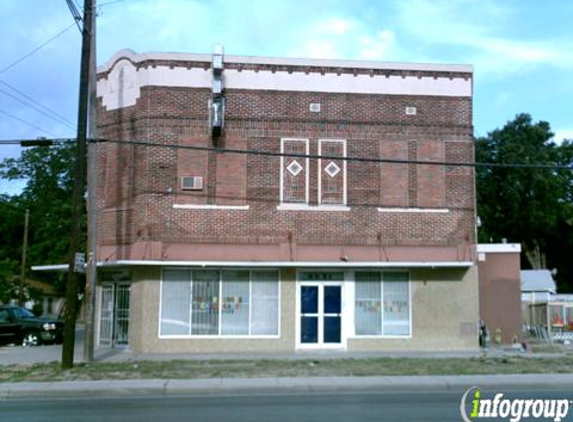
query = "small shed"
xmin=521 ymin=270 xmax=557 ymax=304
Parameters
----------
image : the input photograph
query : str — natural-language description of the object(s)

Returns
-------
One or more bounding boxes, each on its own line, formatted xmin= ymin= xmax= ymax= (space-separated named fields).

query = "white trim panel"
xmin=99 ymin=49 xmax=473 ymax=74
xmin=477 ymin=243 xmax=521 ymax=253
xmin=98 ymin=59 xmax=472 ymax=110
xmin=276 ymin=204 xmax=350 ymax=211
xmin=173 ymin=204 xmax=250 ymax=210
xmin=102 ymin=260 xmax=473 ymax=268
xmin=377 ymin=207 xmax=450 ymax=213
xmin=32 ymin=260 xmax=474 ymax=271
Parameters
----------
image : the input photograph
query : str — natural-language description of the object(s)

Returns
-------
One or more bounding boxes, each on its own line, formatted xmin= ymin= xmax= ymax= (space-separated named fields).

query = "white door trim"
xmin=295 ymin=272 xmax=346 ymax=350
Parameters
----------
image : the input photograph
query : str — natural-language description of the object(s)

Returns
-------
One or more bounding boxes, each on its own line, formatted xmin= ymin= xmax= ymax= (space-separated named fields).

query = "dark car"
xmin=0 ymin=305 xmax=63 ymax=346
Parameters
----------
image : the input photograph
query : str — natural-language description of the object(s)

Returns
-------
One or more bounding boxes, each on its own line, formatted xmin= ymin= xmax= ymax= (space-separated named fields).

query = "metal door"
xmin=98 ymin=283 xmax=130 ymax=347
xmin=114 ymin=284 xmax=130 ymax=346
xmin=99 ymin=284 xmax=114 ymax=346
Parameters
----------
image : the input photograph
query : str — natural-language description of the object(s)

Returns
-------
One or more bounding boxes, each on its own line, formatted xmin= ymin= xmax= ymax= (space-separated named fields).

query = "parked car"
xmin=0 ymin=305 xmax=63 ymax=346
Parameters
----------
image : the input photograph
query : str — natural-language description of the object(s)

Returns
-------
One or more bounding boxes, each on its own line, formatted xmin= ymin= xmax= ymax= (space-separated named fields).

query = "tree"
xmin=476 ymin=114 xmax=573 ymax=291
xmin=0 ymin=142 xmax=82 ymax=299
xmin=0 ymin=259 xmax=18 ymax=304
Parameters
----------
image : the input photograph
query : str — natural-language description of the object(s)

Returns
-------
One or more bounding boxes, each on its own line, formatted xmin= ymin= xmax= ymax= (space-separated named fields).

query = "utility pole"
xmin=84 ymin=0 xmax=98 ymax=362
xmin=62 ymin=0 xmax=94 ymax=369
xmin=18 ymin=209 xmax=29 ymax=306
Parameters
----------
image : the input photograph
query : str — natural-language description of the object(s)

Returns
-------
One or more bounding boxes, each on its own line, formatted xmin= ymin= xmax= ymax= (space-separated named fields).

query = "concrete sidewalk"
xmin=2 ymin=374 xmax=573 ymax=400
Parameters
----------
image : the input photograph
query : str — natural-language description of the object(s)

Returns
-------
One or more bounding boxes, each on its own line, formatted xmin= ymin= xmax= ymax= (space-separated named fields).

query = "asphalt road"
xmin=2 ymin=388 xmax=572 ymax=422
xmin=0 ymin=326 xmax=84 ymax=365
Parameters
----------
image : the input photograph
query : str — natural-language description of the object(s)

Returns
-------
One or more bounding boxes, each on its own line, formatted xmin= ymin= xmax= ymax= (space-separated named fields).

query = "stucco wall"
xmin=126 ymin=266 xmax=478 ymax=353
xmin=130 ymin=268 xmax=296 ymax=353
xmin=347 ymin=266 xmax=479 ymax=351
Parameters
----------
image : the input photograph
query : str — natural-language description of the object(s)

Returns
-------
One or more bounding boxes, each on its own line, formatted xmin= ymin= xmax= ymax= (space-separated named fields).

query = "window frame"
xmin=318 ymin=139 xmax=347 ymax=206
xmin=353 ymin=271 xmax=412 ymax=339
xmin=279 ymin=138 xmax=309 ymax=205
xmin=159 ymin=268 xmax=281 ymax=339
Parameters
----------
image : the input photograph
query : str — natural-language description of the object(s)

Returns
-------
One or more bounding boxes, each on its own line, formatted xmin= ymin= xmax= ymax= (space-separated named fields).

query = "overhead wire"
xmin=0 ymin=110 xmax=59 ymax=137
xmin=0 ymin=138 xmax=74 ymax=145
xmin=0 ymin=86 xmax=76 ymax=131
xmin=0 ymin=23 xmax=77 ymax=74
xmin=65 ymin=0 xmax=84 ymax=33
xmin=2 ymin=136 xmax=571 ymax=171
xmin=92 ymin=137 xmax=573 ymax=171
xmin=98 ymin=0 xmax=140 ymax=7
xmin=0 ymin=80 xmax=76 ymax=130
xmin=0 ymin=16 xmax=79 ymax=134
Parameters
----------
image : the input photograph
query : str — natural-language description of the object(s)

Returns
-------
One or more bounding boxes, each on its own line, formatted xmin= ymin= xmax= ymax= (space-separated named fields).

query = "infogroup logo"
xmin=460 ymin=387 xmax=571 ymax=422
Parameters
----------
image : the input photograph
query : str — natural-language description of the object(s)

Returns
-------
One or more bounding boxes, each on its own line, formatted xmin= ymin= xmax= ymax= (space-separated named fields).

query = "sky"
xmin=0 ymin=0 xmax=572 ymax=193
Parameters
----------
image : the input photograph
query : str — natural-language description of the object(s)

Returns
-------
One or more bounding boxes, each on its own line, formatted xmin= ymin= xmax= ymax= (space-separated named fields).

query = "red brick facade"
xmin=95 ymin=52 xmax=475 ymax=264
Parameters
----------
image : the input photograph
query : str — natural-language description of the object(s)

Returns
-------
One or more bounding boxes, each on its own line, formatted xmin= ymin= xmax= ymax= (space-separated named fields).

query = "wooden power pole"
xmin=62 ymin=0 xmax=94 ymax=369
xmin=18 ymin=209 xmax=29 ymax=306
xmin=84 ymin=0 xmax=98 ymax=362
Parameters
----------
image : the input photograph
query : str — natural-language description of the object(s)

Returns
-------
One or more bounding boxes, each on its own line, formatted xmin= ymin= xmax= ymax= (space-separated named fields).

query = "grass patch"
xmin=2 ymin=356 xmax=573 ymax=383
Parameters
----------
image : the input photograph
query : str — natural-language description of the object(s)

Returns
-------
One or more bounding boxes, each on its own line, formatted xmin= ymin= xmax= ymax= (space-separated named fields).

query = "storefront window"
xmin=354 ymin=271 xmax=410 ymax=337
xmin=160 ymin=269 xmax=279 ymax=337
xmin=355 ymin=272 xmax=382 ymax=335
xmin=221 ymin=271 xmax=249 ymax=335
xmin=251 ymin=271 xmax=280 ymax=335
xmin=160 ymin=270 xmax=191 ymax=335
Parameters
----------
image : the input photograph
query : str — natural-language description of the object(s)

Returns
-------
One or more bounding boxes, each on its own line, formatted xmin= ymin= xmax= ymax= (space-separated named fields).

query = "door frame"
xmin=97 ymin=282 xmax=131 ymax=348
xmin=295 ymin=272 xmax=346 ymax=350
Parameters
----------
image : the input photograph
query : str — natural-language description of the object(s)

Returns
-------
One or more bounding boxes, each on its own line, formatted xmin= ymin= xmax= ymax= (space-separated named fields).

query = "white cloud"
xmin=392 ymin=0 xmax=573 ymax=76
xmin=493 ymin=92 xmax=512 ymax=107
xmin=553 ymin=128 xmax=573 ymax=144
xmin=315 ymin=17 xmax=355 ymax=35
xmin=289 ymin=15 xmax=398 ymax=61
xmin=359 ymin=30 xmax=396 ymax=60
xmin=297 ymin=40 xmax=340 ymax=59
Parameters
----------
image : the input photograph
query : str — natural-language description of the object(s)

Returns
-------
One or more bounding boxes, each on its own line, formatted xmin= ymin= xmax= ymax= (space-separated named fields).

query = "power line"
xmin=0 ymin=110 xmax=59 ymax=137
xmin=65 ymin=0 xmax=84 ymax=33
xmin=2 ymin=136 xmax=571 ymax=171
xmin=0 ymin=87 xmax=76 ymax=131
xmin=0 ymin=138 xmax=74 ymax=145
xmin=0 ymin=23 xmax=76 ymax=74
xmin=0 ymin=81 xmax=76 ymax=129
xmin=98 ymin=0 xmax=139 ymax=7
xmin=93 ymin=138 xmax=573 ymax=171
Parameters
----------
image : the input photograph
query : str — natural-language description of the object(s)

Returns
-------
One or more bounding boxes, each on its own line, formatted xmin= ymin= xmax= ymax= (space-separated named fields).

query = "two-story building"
xmin=94 ymin=48 xmax=477 ymax=353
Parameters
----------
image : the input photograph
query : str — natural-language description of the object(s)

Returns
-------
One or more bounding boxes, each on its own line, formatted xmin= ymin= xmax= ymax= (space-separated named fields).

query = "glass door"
xmin=298 ymin=272 xmax=343 ymax=348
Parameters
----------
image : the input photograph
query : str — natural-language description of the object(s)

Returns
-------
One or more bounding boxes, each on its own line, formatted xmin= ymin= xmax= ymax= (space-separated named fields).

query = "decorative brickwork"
xmin=96 ymin=53 xmax=475 ymax=262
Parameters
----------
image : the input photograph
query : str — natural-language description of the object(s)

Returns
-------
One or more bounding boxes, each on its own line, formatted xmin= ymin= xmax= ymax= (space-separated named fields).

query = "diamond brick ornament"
xmin=286 ymin=160 xmax=303 ymax=176
xmin=324 ymin=161 xmax=341 ymax=178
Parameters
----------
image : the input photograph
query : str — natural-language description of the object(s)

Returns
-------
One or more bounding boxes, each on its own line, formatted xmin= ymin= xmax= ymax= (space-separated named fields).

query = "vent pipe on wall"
xmin=209 ymin=44 xmax=225 ymax=141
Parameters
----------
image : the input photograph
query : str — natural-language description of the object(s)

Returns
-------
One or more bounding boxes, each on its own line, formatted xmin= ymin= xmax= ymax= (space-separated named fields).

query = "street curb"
xmin=2 ymin=374 xmax=573 ymax=400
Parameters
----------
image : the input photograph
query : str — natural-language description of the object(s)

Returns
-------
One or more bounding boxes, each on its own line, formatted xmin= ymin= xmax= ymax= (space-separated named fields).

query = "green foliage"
xmin=0 ymin=142 xmax=82 ymax=300
xmin=0 ymin=259 xmax=18 ymax=304
xmin=476 ymin=114 xmax=573 ymax=291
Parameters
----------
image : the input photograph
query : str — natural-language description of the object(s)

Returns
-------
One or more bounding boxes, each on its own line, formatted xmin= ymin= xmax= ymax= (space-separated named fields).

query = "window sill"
xmin=158 ymin=334 xmax=280 ymax=339
xmin=173 ymin=204 xmax=250 ymax=210
xmin=377 ymin=207 xmax=449 ymax=214
xmin=350 ymin=334 xmax=412 ymax=339
xmin=276 ymin=204 xmax=350 ymax=211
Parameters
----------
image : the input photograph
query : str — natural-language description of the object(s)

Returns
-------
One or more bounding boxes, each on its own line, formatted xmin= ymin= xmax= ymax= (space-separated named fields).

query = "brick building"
xmin=94 ymin=48 xmax=478 ymax=352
